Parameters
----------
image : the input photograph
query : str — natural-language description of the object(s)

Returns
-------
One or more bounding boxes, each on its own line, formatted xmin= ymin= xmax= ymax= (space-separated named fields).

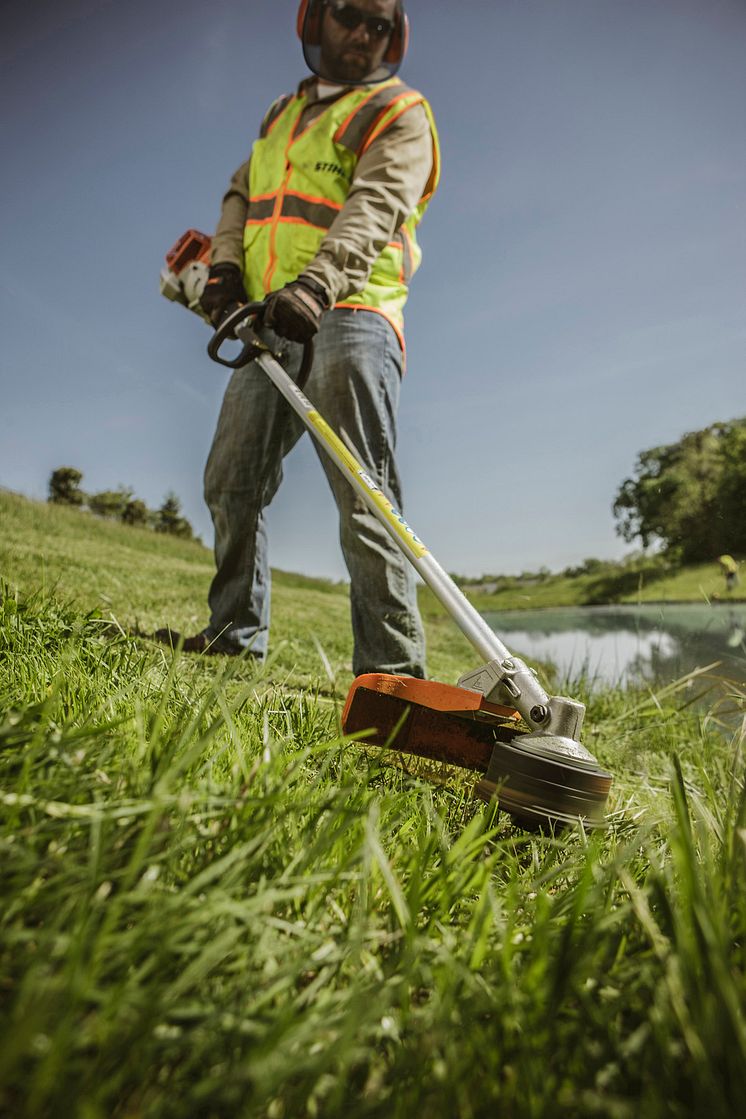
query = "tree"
xmin=89 ymin=488 xmax=132 ymax=520
xmin=612 ymin=418 xmax=746 ymax=562
xmin=121 ymin=498 xmax=149 ymax=527
xmin=717 ymin=422 xmax=746 ymax=547
xmin=48 ymin=466 xmax=85 ymax=506
xmin=156 ymin=492 xmax=193 ymax=539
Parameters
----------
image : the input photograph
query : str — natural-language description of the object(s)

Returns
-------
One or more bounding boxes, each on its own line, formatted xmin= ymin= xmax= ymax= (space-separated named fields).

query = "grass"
xmin=0 ymin=488 xmax=473 ymax=689
xmin=1 ymin=489 xmax=746 ymax=1117
xmin=458 ymin=561 xmax=742 ymax=614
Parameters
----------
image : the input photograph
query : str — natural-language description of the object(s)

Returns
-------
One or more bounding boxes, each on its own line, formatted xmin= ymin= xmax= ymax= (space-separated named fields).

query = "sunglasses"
xmin=325 ymin=1 xmax=394 ymax=42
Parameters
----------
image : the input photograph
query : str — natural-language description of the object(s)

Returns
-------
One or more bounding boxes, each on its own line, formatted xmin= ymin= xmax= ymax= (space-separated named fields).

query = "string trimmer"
xmin=161 ymin=231 xmax=613 ymax=828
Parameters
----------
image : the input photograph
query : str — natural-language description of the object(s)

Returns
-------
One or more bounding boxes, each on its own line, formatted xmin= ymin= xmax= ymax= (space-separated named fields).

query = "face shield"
xmin=297 ymin=0 xmax=409 ymax=86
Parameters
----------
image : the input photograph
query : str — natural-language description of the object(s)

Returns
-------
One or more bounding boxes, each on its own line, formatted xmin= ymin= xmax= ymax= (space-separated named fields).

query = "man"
xmin=156 ymin=0 xmax=439 ymax=677
xmin=719 ymin=554 xmax=739 ymax=593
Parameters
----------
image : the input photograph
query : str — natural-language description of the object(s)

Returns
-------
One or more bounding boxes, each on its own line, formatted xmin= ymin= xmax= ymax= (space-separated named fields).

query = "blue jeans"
xmin=203 ymin=308 xmax=426 ymax=677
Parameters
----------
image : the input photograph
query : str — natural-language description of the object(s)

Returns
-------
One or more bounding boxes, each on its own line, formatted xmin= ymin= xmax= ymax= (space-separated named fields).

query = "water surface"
xmin=481 ymin=603 xmax=746 ymax=691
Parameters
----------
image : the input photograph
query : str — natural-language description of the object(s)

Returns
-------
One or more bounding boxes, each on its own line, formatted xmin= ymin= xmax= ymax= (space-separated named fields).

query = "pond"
xmin=481 ymin=602 xmax=746 ymax=693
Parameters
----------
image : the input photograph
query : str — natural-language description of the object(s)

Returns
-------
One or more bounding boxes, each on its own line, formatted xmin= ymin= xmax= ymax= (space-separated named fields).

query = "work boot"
xmin=151 ymin=627 xmax=249 ymax=657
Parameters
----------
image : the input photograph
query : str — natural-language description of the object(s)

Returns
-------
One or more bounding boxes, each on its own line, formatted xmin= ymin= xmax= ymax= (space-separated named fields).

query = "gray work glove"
xmin=264 ymin=276 xmax=330 ymax=343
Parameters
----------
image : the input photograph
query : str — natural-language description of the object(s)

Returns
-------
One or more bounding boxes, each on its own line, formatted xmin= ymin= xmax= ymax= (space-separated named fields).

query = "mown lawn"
xmin=1 ymin=489 xmax=745 ymax=1117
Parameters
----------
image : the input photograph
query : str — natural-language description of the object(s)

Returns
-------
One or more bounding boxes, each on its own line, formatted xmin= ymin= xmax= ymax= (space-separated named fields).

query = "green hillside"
xmin=0 ymin=487 xmax=477 ymax=688
xmin=457 ymin=559 xmax=742 ymax=614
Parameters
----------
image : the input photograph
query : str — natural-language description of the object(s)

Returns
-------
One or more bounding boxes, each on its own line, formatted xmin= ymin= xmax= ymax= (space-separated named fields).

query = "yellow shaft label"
xmin=307 ymin=410 xmax=428 ymax=559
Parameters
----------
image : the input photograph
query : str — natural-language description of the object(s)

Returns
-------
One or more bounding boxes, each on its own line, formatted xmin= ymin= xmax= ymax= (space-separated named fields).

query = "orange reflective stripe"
xmin=360 ymin=93 xmax=423 ymax=155
xmin=384 ymin=232 xmax=412 ymax=284
xmin=251 ymin=190 xmax=343 ymax=243
xmin=418 ymin=101 xmax=441 ymax=204
xmin=263 ymin=119 xmax=301 ymax=292
xmin=277 ymin=215 xmax=329 ymax=230
xmin=335 ymin=86 xmax=382 ymax=137
xmin=420 ymin=139 xmax=440 ymax=203
xmin=285 ymin=190 xmax=343 ymax=209
xmin=260 ymin=94 xmax=295 ymax=138
xmin=333 ymin=82 xmax=399 ymax=151
xmin=250 ymin=215 xmax=340 ymax=236
xmin=291 ymin=84 xmax=378 ymax=145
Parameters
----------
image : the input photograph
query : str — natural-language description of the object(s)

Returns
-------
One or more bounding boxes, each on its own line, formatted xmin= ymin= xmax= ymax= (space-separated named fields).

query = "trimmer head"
xmin=474 ymin=734 xmax=612 ymax=829
xmin=343 ymin=674 xmax=612 ymax=828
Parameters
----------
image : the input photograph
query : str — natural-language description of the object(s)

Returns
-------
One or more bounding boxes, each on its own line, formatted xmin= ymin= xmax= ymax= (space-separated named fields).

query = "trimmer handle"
xmin=206 ymin=300 xmax=315 ymax=388
xmin=207 ymin=301 xmax=267 ymax=368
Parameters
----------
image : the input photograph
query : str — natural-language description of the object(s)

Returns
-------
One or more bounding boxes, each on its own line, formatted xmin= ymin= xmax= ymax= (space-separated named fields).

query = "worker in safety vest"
xmin=155 ymin=0 xmax=439 ymax=674
xmin=718 ymin=554 xmax=739 ymax=592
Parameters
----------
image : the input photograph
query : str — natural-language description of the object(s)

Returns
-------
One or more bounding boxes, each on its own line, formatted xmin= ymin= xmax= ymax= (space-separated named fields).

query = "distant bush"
xmin=48 ymin=466 xmax=85 ymax=507
xmin=155 ymin=492 xmax=193 ymax=539
xmin=47 ymin=468 xmax=195 ymax=540
xmin=88 ymin=488 xmax=131 ymax=520
xmin=561 ymin=557 xmax=606 ymax=578
xmin=122 ymin=498 xmax=149 ymax=527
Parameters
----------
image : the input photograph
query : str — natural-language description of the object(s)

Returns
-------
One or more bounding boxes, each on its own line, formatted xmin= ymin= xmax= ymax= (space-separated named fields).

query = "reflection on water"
xmin=481 ymin=603 xmax=746 ymax=691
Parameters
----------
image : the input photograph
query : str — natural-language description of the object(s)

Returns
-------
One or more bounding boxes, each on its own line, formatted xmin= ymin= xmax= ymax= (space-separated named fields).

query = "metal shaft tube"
xmin=256 ymin=351 xmax=510 ymax=665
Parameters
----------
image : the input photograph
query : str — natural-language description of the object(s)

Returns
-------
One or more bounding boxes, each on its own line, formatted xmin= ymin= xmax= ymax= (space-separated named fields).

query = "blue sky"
xmin=1 ymin=0 xmax=744 ymax=580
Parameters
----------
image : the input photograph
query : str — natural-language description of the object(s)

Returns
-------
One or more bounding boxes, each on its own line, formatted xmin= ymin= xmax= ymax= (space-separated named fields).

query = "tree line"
xmin=48 ymin=467 xmax=195 ymax=540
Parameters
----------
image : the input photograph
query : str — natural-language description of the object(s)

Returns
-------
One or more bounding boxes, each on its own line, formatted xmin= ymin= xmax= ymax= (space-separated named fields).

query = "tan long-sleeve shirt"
xmin=211 ymin=78 xmax=434 ymax=306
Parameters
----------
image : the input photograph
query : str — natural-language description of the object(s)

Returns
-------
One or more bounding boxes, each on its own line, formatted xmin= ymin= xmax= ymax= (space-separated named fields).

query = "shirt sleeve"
xmin=302 ymin=102 xmax=434 ymax=304
xmin=210 ymin=157 xmax=251 ymax=269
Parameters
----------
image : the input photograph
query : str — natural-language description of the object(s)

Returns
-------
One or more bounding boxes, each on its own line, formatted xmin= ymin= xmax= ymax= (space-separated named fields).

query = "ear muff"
xmin=297 ymin=0 xmax=323 ymax=46
xmin=383 ymin=8 xmax=409 ymax=66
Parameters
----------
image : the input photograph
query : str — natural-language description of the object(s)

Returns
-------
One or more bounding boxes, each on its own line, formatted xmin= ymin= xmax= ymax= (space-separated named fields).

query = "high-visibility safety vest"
xmin=244 ymin=77 xmax=440 ymax=349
